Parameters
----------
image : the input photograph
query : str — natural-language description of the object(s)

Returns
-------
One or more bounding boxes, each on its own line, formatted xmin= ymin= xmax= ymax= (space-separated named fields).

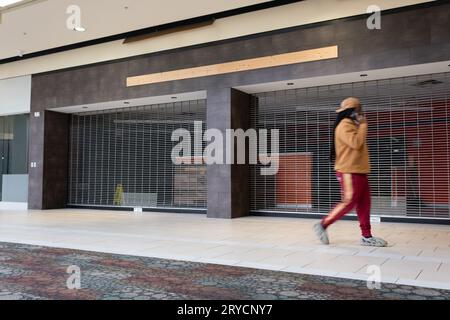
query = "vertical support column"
xmin=28 ymin=110 xmax=70 ymax=210
xmin=206 ymin=87 xmax=251 ymax=219
xmin=28 ymin=110 xmax=45 ymax=209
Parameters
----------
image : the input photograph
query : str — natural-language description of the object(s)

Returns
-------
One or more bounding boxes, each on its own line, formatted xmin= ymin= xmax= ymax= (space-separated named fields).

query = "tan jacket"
xmin=334 ymin=118 xmax=370 ymax=174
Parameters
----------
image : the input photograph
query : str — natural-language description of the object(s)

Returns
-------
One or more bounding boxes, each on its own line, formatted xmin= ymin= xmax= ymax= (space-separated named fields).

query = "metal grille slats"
xmin=250 ymin=73 xmax=450 ymax=219
xmin=68 ymin=100 xmax=207 ymax=209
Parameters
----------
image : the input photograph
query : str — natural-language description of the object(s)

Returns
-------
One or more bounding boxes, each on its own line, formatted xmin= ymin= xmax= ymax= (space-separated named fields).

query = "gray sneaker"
xmin=314 ymin=222 xmax=329 ymax=245
xmin=361 ymin=236 xmax=388 ymax=247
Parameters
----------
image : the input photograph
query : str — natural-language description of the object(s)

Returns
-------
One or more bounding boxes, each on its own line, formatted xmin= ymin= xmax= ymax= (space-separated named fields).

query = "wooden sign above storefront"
xmin=126 ymin=45 xmax=338 ymax=87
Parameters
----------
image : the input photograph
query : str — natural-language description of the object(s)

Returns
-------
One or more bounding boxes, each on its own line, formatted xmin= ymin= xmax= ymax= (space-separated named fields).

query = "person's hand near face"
xmin=357 ymin=113 xmax=367 ymax=124
xmin=355 ymin=105 xmax=367 ymax=124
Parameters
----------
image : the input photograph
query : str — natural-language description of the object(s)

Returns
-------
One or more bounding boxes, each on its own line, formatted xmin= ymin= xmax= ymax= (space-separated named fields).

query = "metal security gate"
xmin=250 ymin=73 xmax=450 ymax=219
xmin=68 ymin=100 xmax=207 ymax=210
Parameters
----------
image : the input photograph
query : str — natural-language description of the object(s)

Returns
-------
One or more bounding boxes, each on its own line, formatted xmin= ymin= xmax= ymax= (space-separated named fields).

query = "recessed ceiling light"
xmin=0 ymin=0 xmax=23 ymax=7
xmin=73 ymin=26 xmax=86 ymax=32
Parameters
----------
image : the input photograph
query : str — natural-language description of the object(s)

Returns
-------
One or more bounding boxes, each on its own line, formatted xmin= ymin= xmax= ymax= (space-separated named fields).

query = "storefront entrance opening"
xmin=68 ymin=100 xmax=207 ymax=211
xmin=250 ymin=73 xmax=450 ymax=219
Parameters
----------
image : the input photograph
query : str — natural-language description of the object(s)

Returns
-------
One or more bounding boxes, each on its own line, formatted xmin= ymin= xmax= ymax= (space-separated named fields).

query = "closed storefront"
xmin=0 ymin=75 xmax=31 ymax=209
xmin=0 ymin=114 xmax=29 ymax=204
xmin=250 ymin=73 xmax=450 ymax=220
xmin=68 ymin=100 xmax=207 ymax=211
xmin=19 ymin=1 xmax=450 ymax=222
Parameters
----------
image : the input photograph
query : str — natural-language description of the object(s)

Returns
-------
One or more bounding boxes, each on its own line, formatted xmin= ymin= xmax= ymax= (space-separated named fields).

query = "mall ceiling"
xmin=0 ymin=0 xmax=435 ymax=64
xmin=0 ymin=0 xmax=273 ymax=61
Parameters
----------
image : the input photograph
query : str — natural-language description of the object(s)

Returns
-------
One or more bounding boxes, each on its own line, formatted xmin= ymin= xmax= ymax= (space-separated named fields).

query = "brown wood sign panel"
xmin=126 ymin=45 xmax=338 ymax=87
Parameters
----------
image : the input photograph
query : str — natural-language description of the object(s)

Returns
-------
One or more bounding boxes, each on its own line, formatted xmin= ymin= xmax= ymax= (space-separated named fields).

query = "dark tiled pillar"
xmin=28 ymin=111 xmax=45 ymax=209
xmin=28 ymin=110 xmax=70 ymax=210
xmin=206 ymin=88 xmax=251 ymax=219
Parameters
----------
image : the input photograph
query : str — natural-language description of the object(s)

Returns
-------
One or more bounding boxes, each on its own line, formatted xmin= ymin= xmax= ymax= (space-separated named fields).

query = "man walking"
xmin=314 ymin=97 xmax=387 ymax=247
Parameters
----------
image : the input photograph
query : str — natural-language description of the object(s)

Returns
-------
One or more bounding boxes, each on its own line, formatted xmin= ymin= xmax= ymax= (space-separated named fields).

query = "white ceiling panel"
xmin=0 ymin=0 xmax=268 ymax=60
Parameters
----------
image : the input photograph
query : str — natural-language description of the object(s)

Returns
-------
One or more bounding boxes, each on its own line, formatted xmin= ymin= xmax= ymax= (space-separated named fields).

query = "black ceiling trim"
xmin=0 ymin=0 xmax=304 ymax=65
xmin=122 ymin=19 xmax=215 ymax=44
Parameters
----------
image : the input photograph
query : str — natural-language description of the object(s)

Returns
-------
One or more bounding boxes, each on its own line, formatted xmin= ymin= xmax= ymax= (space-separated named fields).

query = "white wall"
xmin=0 ymin=75 xmax=31 ymax=116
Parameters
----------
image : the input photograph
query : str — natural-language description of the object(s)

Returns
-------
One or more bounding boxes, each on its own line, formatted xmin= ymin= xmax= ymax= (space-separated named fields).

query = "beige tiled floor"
xmin=1 ymin=209 xmax=450 ymax=290
xmin=304 ymin=254 xmax=388 ymax=273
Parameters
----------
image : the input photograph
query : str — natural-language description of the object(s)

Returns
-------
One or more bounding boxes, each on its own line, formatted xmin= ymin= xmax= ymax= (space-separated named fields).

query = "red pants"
xmin=321 ymin=172 xmax=372 ymax=238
